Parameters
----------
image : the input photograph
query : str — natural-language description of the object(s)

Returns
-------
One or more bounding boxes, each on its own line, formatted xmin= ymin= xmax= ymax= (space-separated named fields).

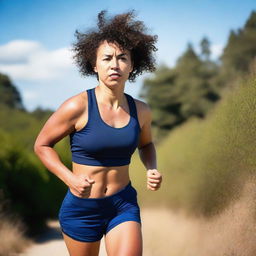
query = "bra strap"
xmin=126 ymin=93 xmax=139 ymax=121
xmin=87 ymin=88 xmax=95 ymax=119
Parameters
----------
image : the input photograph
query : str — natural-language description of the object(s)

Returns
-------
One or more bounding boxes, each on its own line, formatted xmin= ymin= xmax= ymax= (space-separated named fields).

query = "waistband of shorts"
xmin=67 ymin=180 xmax=134 ymax=203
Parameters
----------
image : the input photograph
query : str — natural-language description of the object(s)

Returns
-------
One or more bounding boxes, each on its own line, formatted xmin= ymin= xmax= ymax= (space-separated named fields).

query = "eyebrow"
xmin=103 ymin=53 xmax=127 ymax=57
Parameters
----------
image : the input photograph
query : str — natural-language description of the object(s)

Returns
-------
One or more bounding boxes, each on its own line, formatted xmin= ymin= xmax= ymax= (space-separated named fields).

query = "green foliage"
xmin=200 ymin=37 xmax=211 ymax=61
xmin=141 ymin=11 xmax=256 ymax=143
xmin=0 ymin=73 xmax=24 ymax=110
xmin=0 ymin=83 xmax=69 ymax=233
xmin=141 ymin=43 xmax=220 ymax=142
xmin=31 ymin=106 xmax=54 ymax=121
xmin=0 ymin=127 xmax=68 ymax=233
xmin=135 ymin=75 xmax=256 ymax=217
xmin=221 ymin=11 xmax=256 ymax=81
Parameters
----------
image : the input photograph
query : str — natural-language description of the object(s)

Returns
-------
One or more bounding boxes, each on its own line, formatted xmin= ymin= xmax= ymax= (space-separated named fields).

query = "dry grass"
xmin=142 ymin=176 xmax=256 ymax=256
xmin=0 ymin=214 xmax=32 ymax=256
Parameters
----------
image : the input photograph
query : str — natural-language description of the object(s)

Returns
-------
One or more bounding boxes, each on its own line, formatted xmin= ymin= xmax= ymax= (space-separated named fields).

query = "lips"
xmin=109 ymin=73 xmax=121 ymax=77
xmin=109 ymin=73 xmax=121 ymax=79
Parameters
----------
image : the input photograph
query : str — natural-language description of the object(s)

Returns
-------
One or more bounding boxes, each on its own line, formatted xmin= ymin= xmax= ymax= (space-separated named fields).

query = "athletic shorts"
xmin=58 ymin=181 xmax=141 ymax=242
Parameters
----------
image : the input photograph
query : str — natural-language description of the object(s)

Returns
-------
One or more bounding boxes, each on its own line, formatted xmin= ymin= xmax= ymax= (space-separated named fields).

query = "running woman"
xmin=34 ymin=9 xmax=162 ymax=256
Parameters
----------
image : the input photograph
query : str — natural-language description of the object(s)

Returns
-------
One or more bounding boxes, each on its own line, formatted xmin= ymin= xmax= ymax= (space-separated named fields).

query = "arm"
xmin=34 ymin=98 xmax=76 ymax=185
xmin=33 ymin=95 xmax=94 ymax=196
xmin=137 ymin=103 xmax=162 ymax=191
xmin=137 ymin=110 xmax=157 ymax=170
xmin=138 ymin=142 xmax=157 ymax=169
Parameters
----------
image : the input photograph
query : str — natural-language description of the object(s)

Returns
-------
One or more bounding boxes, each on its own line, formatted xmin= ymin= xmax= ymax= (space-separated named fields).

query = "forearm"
xmin=138 ymin=142 xmax=157 ymax=170
xmin=34 ymin=145 xmax=73 ymax=186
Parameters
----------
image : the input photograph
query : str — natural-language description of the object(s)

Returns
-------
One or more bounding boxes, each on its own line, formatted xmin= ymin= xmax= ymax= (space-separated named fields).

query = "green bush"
xmin=133 ymin=75 xmax=256 ymax=217
xmin=0 ymin=128 xmax=68 ymax=233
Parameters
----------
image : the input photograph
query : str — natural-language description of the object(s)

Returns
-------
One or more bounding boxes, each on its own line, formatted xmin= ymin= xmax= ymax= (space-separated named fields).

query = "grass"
xmin=0 ymin=201 xmax=31 ymax=256
xmin=131 ymin=74 xmax=256 ymax=218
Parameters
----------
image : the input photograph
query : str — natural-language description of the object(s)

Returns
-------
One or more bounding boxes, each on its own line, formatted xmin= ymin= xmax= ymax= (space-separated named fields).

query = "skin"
xmin=34 ymin=40 xmax=162 ymax=256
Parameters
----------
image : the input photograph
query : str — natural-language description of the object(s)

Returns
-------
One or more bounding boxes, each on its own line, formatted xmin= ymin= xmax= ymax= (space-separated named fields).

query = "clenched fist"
xmin=147 ymin=169 xmax=162 ymax=191
xmin=68 ymin=173 xmax=95 ymax=198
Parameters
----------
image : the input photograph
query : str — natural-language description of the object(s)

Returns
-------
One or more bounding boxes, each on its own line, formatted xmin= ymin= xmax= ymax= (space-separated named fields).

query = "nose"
xmin=110 ymin=57 xmax=119 ymax=69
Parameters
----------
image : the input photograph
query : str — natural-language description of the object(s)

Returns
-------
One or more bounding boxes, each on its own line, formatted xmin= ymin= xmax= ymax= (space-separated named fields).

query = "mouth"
xmin=109 ymin=73 xmax=121 ymax=79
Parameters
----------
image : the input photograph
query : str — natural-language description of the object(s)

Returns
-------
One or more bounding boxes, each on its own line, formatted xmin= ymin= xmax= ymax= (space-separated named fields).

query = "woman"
xmin=34 ymin=10 xmax=162 ymax=256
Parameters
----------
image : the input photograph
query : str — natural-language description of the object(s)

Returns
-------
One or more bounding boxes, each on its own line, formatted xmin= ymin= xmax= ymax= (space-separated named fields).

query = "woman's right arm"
xmin=33 ymin=96 xmax=82 ymax=187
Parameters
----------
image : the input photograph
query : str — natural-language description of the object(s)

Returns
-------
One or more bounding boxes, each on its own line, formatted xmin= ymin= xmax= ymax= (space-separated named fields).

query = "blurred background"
xmin=1 ymin=0 xmax=256 ymax=255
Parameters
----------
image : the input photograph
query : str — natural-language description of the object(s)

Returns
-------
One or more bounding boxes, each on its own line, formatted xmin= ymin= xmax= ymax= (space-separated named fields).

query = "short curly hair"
xmin=71 ymin=9 xmax=158 ymax=82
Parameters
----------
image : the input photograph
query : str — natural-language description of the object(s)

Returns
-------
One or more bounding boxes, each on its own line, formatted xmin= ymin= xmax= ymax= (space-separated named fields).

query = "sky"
xmin=0 ymin=0 xmax=255 ymax=112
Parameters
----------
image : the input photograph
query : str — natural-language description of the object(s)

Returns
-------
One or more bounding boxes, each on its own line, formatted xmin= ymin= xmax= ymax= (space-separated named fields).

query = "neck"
xmin=95 ymin=84 xmax=126 ymax=109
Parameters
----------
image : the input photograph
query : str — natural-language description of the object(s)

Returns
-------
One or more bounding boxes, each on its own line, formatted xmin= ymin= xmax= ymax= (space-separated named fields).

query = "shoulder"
xmin=133 ymin=98 xmax=151 ymax=115
xmin=134 ymin=97 xmax=151 ymax=108
xmin=55 ymin=90 xmax=88 ymax=120
xmin=132 ymin=97 xmax=152 ymax=126
xmin=126 ymin=93 xmax=151 ymax=113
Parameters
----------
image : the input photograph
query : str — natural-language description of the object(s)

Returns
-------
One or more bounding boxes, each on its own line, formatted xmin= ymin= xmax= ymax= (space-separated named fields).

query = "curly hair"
xmin=71 ymin=9 xmax=158 ymax=82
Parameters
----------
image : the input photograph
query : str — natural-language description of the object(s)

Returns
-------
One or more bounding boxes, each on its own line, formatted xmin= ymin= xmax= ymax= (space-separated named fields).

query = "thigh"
xmin=105 ymin=221 xmax=142 ymax=256
xmin=59 ymin=189 xmax=105 ymax=242
xmin=62 ymin=232 xmax=101 ymax=256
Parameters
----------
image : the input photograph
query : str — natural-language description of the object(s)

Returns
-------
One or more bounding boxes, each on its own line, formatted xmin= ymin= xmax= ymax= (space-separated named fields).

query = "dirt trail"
xmin=20 ymin=179 xmax=256 ymax=256
xmin=19 ymin=207 xmax=174 ymax=256
xmin=19 ymin=220 xmax=107 ymax=256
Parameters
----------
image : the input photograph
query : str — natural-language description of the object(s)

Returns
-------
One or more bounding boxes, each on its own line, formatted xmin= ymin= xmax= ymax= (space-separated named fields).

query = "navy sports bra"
xmin=69 ymin=87 xmax=141 ymax=166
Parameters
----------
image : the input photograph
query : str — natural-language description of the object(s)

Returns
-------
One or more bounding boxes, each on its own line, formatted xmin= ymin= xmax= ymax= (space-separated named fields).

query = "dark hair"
xmin=71 ymin=9 xmax=158 ymax=82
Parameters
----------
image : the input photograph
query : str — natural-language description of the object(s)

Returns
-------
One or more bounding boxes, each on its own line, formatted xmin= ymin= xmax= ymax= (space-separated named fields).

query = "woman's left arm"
xmin=137 ymin=102 xmax=162 ymax=191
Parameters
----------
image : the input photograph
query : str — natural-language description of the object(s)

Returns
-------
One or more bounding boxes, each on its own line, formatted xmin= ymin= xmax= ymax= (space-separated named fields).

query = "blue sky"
xmin=0 ymin=0 xmax=255 ymax=111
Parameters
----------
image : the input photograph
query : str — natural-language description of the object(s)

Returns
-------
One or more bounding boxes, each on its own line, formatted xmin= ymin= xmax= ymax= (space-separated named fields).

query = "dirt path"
xmin=19 ymin=207 xmax=170 ymax=256
xmin=19 ymin=220 xmax=108 ymax=256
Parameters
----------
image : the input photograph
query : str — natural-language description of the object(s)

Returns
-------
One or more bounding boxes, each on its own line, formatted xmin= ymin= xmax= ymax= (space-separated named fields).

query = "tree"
xmin=141 ymin=43 xmax=220 ymax=141
xmin=221 ymin=11 xmax=256 ymax=79
xmin=0 ymin=73 xmax=25 ymax=110
xmin=200 ymin=37 xmax=211 ymax=61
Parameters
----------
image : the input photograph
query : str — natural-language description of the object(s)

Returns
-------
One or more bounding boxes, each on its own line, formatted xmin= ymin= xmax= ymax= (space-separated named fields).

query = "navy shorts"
xmin=58 ymin=181 xmax=141 ymax=242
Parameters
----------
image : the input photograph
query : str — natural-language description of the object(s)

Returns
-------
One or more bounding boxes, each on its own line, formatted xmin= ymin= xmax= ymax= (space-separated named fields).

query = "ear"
xmin=129 ymin=62 xmax=133 ymax=73
xmin=94 ymin=66 xmax=98 ymax=73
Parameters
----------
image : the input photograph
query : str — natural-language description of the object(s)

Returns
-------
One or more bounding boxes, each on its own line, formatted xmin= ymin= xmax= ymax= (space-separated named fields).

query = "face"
xmin=93 ymin=40 xmax=133 ymax=87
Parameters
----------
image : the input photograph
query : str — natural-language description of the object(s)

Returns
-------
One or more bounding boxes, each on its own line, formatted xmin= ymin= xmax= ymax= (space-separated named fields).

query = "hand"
xmin=147 ymin=169 xmax=162 ymax=191
xmin=68 ymin=173 xmax=95 ymax=198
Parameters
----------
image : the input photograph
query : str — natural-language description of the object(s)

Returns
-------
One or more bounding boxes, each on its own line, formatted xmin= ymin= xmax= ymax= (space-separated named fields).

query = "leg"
xmin=59 ymin=189 xmax=105 ymax=256
xmin=105 ymin=221 xmax=142 ymax=256
xmin=62 ymin=232 xmax=101 ymax=256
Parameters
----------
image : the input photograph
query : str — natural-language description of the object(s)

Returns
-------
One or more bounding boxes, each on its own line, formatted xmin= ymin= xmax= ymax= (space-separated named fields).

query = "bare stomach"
xmin=71 ymin=161 xmax=131 ymax=198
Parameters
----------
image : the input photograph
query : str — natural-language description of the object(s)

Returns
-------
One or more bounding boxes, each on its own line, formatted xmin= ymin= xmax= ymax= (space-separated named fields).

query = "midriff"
xmin=71 ymin=161 xmax=130 ymax=198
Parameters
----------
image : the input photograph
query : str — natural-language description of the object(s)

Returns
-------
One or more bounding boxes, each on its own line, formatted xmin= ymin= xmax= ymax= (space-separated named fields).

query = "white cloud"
xmin=0 ymin=40 xmax=41 ymax=64
xmin=22 ymin=90 xmax=38 ymax=101
xmin=0 ymin=40 xmax=74 ymax=81
xmin=210 ymin=43 xmax=224 ymax=59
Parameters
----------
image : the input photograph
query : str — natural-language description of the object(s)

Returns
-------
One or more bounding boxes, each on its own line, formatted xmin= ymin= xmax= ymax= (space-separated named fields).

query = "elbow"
xmin=33 ymin=138 xmax=44 ymax=156
xmin=33 ymin=141 xmax=41 ymax=155
xmin=34 ymin=140 xmax=54 ymax=156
